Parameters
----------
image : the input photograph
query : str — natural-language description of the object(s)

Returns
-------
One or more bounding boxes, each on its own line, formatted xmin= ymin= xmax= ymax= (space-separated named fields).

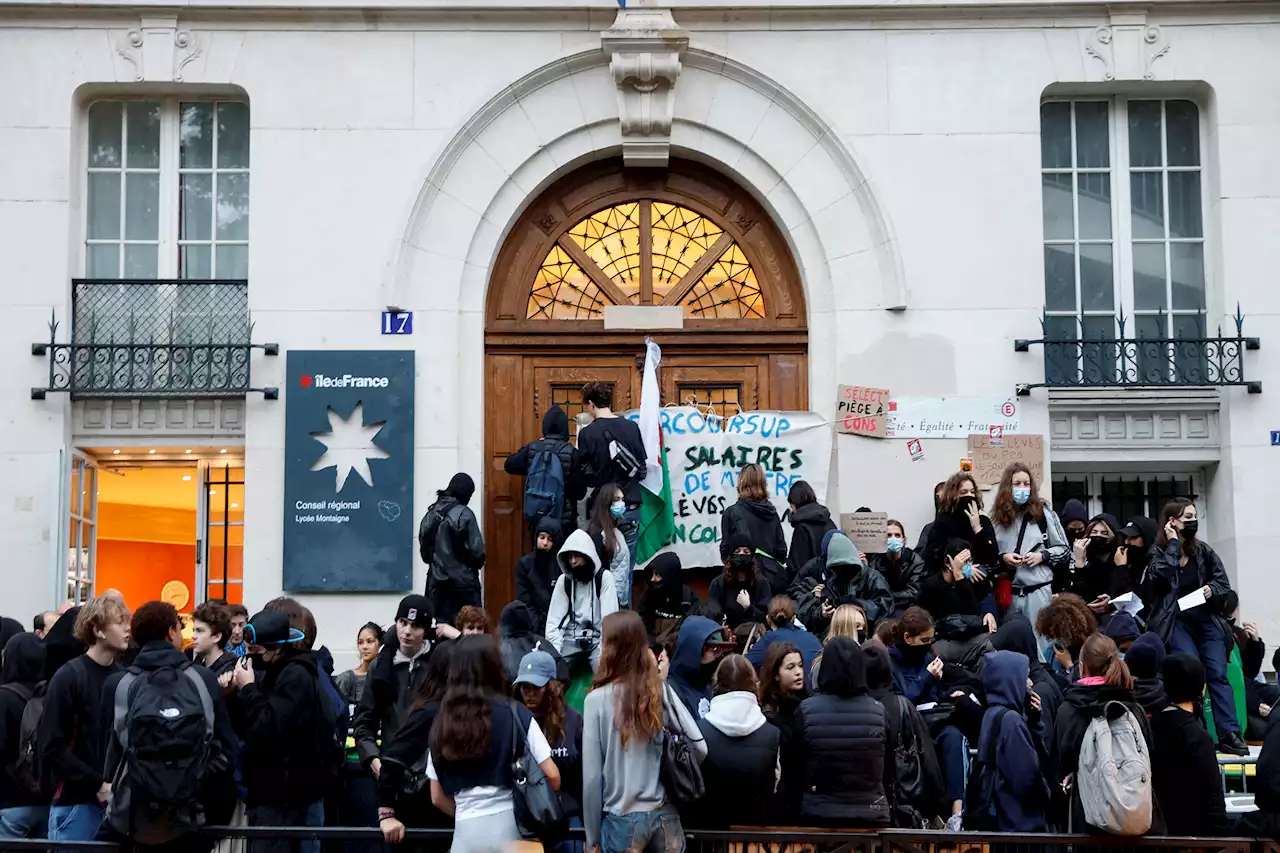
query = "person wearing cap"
xmin=352 ymin=595 xmax=434 ymax=784
xmin=790 ymin=530 xmax=893 ymax=636
xmin=707 ymin=533 xmax=771 ymax=629
xmin=1151 ymin=653 xmax=1228 ymax=837
xmin=513 ymin=650 xmax=583 ymax=848
xmin=231 ymin=609 xmax=330 ymax=851
xmin=665 ymin=615 xmax=737 ymax=721
xmin=418 ymin=473 xmax=486 ymax=626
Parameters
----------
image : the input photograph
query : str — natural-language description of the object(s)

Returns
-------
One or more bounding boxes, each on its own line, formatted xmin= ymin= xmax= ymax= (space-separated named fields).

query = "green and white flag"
xmin=636 ymin=339 xmax=675 ymax=564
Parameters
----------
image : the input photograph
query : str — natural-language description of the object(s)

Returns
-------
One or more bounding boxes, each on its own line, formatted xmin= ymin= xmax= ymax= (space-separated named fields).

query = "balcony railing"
xmin=1015 ymin=305 xmax=1261 ymax=395
xmin=31 ymin=279 xmax=278 ymax=400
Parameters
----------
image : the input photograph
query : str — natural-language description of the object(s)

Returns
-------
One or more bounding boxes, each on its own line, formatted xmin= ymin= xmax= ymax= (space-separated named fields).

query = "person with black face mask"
xmin=1144 ymin=498 xmax=1247 ymax=755
xmin=708 ymin=534 xmax=771 ymax=629
xmin=545 ymin=529 xmax=619 ymax=672
xmin=1059 ymin=499 xmax=1089 ymax=544
xmin=922 ymin=473 xmax=999 ymax=571
xmin=1067 ymin=513 xmax=1133 ymax=616
xmin=790 ymin=531 xmax=893 ymax=635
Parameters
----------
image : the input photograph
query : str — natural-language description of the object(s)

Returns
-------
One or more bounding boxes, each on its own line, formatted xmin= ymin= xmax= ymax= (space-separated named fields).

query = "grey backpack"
xmin=1077 ymin=701 xmax=1152 ymax=836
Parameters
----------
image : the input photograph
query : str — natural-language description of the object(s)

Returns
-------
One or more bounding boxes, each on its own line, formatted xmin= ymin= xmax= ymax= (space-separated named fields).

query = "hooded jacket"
xmin=868 ymin=546 xmax=928 ymax=615
xmin=1142 ymin=534 xmax=1233 ymax=647
xmin=638 ymin=552 xmax=698 ymax=639
xmin=864 ymin=643 xmax=943 ymax=827
xmin=793 ymin=636 xmax=892 ymax=824
xmin=1120 ymin=516 xmax=1159 ymax=570
xmin=978 ymin=650 xmax=1050 ymax=831
xmin=1125 ymin=633 xmax=1168 ymax=716
xmin=990 ymin=617 xmax=1063 ymax=733
xmin=42 ymin=607 xmax=86 ymax=682
xmin=418 ymin=485 xmax=486 ymax=588
xmin=498 ymin=601 xmax=569 ymax=686
xmin=666 ymin=616 xmax=723 ymax=721
xmin=786 ymin=502 xmax=836 ymax=582
xmin=515 ymin=516 xmax=564 ymax=628
xmin=239 ymin=648 xmax=332 ymax=807
xmin=722 ymin=498 xmax=789 ymax=595
xmin=0 ymin=633 xmax=44 ymax=809
xmin=706 ymin=568 xmax=771 ymax=629
xmin=545 ymin=529 xmax=618 ymax=659
xmin=1068 ymin=513 xmax=1132 ymax=602
xmin=694 ymin=691 xmax=780 ymax=828
xmin=504 ymin=405 xmax=585 ymax=530
xmin=351 ymin=633 xmax=431 ymax=768
xmin=790 ymin=530 xmax=894 ymax=632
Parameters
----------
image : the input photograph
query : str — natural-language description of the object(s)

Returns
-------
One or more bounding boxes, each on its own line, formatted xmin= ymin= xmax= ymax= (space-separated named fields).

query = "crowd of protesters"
xmin=2 ymin=390 xmax=1280 ymax=853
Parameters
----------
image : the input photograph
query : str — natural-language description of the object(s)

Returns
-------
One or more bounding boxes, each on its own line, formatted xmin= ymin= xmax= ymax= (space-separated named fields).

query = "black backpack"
xmin=106 ymin=662 xmax=216 ymax=845
xmin=0 ymin=682 xmax=45 ymax=797
xmin=963 ymin=708 xmax=1009 ymax=831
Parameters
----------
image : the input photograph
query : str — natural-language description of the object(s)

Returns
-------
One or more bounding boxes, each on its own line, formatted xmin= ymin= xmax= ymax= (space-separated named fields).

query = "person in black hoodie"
xmin=707 ymin=533 xmax=771 ymax=629
xmin=1151 ymin=653 xmax=1228 ymax=837
xmin=863 ymin=641 xmax=943 ymax=828
xmin=418 ymin=473 xmax=486 ymax=625
xmin=791 ymin=530 xmax=894 ymax=634
xmin=1124 ymin=632 xmax=1168 ymax=716
xmin=722 ymin=464 xmax=789 ymax=596
xmin=793 ymin=635 xmax=893 ymax=827
xmin=504 ymin=404 xmax=585 ymax=534
xmin=0 ymin=633 xmax=46 ymax=838
xmin=39 ymin=594 xmax=130 ymax=842
xmin=868 ymin=520 xmax=927 ymax=617
xmin=637 ymin=552 xmax=698 ymax=640
xmin=41 ymin=605 xmax=86 ymax=682
xmin=917 ymin=538 xmax=998 ymax=666
xmin=514 ymin=516 xmax=563 ymax=628
xmin=785 ymin=480 xmax=836 ymax=583
xmin=99 ymin=601 xmax=238 ymax=853
xmin=497 ymin=601 xmax=568 ymax=687
xmin=1067 ymin=513 xmax=1132 ymax=615
xmin=922 ymin=472 xmax=999 ymax=571
xmin=0 ymin=620 xmax=22 ymax=660
xmin=973 ymin=649 xmax=1051 ymax=832
xmin=990 ymin=617 xmax=1063 ymax=737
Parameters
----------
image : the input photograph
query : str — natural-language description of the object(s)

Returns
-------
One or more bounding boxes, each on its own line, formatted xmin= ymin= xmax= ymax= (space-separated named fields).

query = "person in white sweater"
xmin=545 ymin=528 xmax=619 ymax=671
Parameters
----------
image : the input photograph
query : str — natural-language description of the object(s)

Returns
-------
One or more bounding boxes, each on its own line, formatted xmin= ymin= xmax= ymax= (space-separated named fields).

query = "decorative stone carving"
xmin=112 ymin=16 xmax=205 ymax=82
xmin=1085 ymin=12 xmax=1171 ymax=82
xmin=1085 ymin=26 xmax=1114 ymax=80
xmin=601 ymin=9 xmax=688 ymax=168
xmin=1144 ymin=25 xmax=1170 ymax=80
xmin=174 ymin=30 xmax=204 ymax=82
xmin=115 ymin=30 xmax=145 ymax=82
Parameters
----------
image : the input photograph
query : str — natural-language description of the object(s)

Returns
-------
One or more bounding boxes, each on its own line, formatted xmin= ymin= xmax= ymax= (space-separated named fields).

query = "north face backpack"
xmin=107 ymin=663 xmax=216 ymax=845
xmin=523 ymin=445 xmax=565 ymax=523
xmin=1077 ymin=701 xmax=1153 ymax=836
xmin=0 ymin=682 xmax=44 ymax=797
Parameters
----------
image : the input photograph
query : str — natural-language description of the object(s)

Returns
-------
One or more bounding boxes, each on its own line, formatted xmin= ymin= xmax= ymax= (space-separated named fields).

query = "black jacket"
xmin=790 ymin=531 xmax=894 ymax=632
xmin=0 ymin=633 xmax=44 ymax=809
xmin=786 ymin=503 xmax=836 ymax=582
xmin=38 ymin=652 xmax=118 ymax=805
xmin=864 ymin=643 xmax=943 ymax=827
xmin=694 ymin=700 xmax=781 ymax=828
xmin=577 ymin=415 xmax=646 ymax=506
xmin=793 ymin=637 xmax=892 ymax=824
xmin=352 ymin=638 xmax=431 ymax=768
xmin=1151 ymin=707 xmax=1227 ymax=836
xmin=638 ymin=552 xmax=699 ymax=639
xmin=922 ymin=505 xmax=999 ymax=570
xmin=869 ymin=548 xmax=927 ymax=615
xmin=498 ymin=602 xmax=569 ymax=686
xmin=707 ymin=574 xmax=771 ymax=629
xmin=377 ymin=701 xmax=449 ymax=828
xmin=722 ymin=499 xmax=789 ymax=594
xmin=504 ymin=406 xmax=585 ymax=530
xmin=419 ymin=496 xmax=486 ymax=588
xmin=1255 ymin=709 xmax=1280 ymax=813
xmin=1142 ymin=538 xmax=1233 ymax=646
xmin=239 ymin=650 xmax=331 ymax=807
xmin=514 ymin=517 xmax=564 ymax=628
xmin=766 ymin=691 xmax=806 ymax=823
xmin=917 ymin=570 xmax=995 ymax=640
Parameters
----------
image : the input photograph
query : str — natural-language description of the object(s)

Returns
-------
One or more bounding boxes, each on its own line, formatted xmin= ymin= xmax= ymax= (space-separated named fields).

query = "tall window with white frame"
xmin=1040 ymin=98 xmax=1206 ymax=386
xmin=83 ymin=98 xmax=250 ymax=345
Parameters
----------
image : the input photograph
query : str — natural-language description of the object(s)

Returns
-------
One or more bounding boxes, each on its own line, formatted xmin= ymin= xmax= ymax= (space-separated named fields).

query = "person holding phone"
xmin=1067 ymin=514 xmax=1132 ymax=617
xmin=1142 ymin=498 xmax=1246 ymax=755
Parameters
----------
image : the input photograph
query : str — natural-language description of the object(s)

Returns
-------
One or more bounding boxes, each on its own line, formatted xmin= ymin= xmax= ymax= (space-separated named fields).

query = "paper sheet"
xmin=1112 ymin=591 xmax=1144 ymax=617
xmin=1178 ymin=587 xmax=1208 ymax=611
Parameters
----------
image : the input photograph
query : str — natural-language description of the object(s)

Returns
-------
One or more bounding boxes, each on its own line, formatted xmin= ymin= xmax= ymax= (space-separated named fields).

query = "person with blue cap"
xmin=514 ymin=650 xmax=583 ymax=851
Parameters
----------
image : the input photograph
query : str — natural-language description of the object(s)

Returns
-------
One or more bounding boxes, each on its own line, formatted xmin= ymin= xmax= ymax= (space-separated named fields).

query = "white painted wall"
xmin=0 ymin=4 xmax=1277 ymax=668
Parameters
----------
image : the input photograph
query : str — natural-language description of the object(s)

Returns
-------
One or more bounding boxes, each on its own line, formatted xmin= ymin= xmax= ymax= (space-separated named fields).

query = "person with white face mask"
xmin=989 ymin=463 xmax=1070 ymax=657
xmin=867 ymin=520 xmax=927 ymax=616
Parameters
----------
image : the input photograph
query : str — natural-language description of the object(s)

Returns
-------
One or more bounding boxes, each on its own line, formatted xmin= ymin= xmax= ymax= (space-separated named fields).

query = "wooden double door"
xmin=482 ymin=346 xmax=807 ymax=618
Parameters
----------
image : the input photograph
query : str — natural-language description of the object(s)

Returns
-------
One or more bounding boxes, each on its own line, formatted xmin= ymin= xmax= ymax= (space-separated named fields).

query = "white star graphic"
xmin=309 ymin=403 xmax=390 ymax=492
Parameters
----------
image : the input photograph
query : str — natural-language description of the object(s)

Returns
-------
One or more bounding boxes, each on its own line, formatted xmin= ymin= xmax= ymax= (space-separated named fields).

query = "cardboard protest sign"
xmin=966 ymin=433 xmax=1044 ymax=488
xmin=841 ymin=511 xmax=889 ymax=554
xmin=835 ymin=385 xmax=890 ymax=438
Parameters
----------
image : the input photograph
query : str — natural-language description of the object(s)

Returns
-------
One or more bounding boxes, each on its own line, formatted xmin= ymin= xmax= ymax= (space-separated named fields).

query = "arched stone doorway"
xmin=484 ymin=157 xmax=809 ymax=609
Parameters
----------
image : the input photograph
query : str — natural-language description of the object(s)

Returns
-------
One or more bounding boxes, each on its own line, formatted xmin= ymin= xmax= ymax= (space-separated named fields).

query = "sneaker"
xmin=945 ymin=814 xmax=964 ymax=833
xmin=1218 ymin=733 xmax=1249 ymax=756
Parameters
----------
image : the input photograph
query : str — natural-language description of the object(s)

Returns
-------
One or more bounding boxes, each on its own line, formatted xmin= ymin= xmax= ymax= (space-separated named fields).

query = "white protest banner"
xmin=885 ymin=396 xmax=1021 ymax=439
xmin=625 ymin=407 xmax=831 ymax=569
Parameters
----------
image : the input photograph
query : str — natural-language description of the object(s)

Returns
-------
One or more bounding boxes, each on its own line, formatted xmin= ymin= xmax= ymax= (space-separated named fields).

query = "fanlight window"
xmin=527 ymin=201 xmax=765 ymax=320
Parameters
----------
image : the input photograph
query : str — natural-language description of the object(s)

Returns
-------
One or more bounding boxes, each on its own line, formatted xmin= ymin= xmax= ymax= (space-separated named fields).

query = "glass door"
xmin=198 ymin=462 xmax=245 ymax=604
xmin=64 ymin=450 xmax=99 ymax=605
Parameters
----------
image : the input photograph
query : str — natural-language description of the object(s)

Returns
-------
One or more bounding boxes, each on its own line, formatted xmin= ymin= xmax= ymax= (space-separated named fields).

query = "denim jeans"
xmin=247 ymin=799 xmax=324 ymax=853
xmin=602 ymin=805 xmax=684 ymax=853
xmin=934 ymin=725 xmax=969 ymax=804
xmin=0 ymin=805 xmax=47 ymax=839
xmin=48 ymin=803 xmax=104 ymax=842
xmin=1171 ymin=616 xmax=1239 ymax=739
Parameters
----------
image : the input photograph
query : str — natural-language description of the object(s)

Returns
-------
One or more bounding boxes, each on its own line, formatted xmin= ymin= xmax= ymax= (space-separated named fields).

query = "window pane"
xmin=179 ymin=245 xmax=211 ymax=279
xmin=1132 ymin=243 xmax=1167 ymax=310
xmin=217 ymin=103 xmax=250 ymax=169
xmin=216 ymin=173 xmax=250 ymax=240
xmin=1081 ymin=315 xmax=1115 ymax=340
xmin=1173 ymin=314 xmax=1208 ymax=381
xmin=124 ymin=173 xmax=159 ymax=240
xmin=1171 ymin=243 xmax=1205 ymax=310
xmin=1074 ymin=102 xmax=1109 ymax=169
xmin=1080 ymin=244 xmax=1114 ymax=311
xmin=1133 ymin=314 xmax=1167 ymax=383
xmin=180 ymin=103 xmax=214 ymax=168
xmin=87 ymin=102 xmax=122 ymax=168
xmin=1042 ymin=173 xmax=1074 ymax=240
xmin=86 ymin=172 xmax=121 ymax=240
xmin=1043 ymin=315 xmax=1079 ymax=385
xmin=1081 ymin=315 xmax=1117 ymax=385
xmin=180 ymin=174 xmax=213 ymax=240
xmin=1043 ymin=244 xmax=1076 ymax=311
xmin=125 ymin=101 xmax=161 ymax=169
xmin=1165 ymin=101 xmax=1200 ymax=167
xmin=1135 ymin=314 xmax=1165 ymax=339
xmin=1128 ymin=101 xmax=1163 ymax=168
xmin=1130 ymin=173 xmax=1165 ymax=239
xmin=86 ymin=244 xmax=119 ymax=278
xmin=1173 ymin=313 xmax=1205 ymax=340
xmin=1040 ymin=103 xmax=1072 ymax=169
xmin=124 ymin=244 xmax=158 ymax=279
xmin=216 ymin=245 xmax=248 ymax=278
xmin=1077 ymin=173 xmax=1112 ymax=240
xmin=1168 ymin=172 xmax=1202 ymax=239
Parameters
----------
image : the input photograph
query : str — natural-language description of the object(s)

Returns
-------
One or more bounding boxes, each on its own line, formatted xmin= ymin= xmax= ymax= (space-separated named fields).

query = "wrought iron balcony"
xmin=31 ymin=279 xmax=278 ymax=400
xmin=1014 ymin=305 xmax=1261 ymax=395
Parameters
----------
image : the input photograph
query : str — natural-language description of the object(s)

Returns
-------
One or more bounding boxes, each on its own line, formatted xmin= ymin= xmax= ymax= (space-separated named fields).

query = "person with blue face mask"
xmin=918 ymin=538 xmax=999 ymax=669
xmin=990 ymin=463 xmax=1071 ymax=657
xmin=867 ymin=519 xmax=927 ymax=616
xmin=588 ymin=484 xmax=633 ymax=609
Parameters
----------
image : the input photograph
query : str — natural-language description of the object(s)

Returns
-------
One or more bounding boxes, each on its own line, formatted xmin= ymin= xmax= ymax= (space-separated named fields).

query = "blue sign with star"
xmin=283 ymin=350 xmax=415 ymax=592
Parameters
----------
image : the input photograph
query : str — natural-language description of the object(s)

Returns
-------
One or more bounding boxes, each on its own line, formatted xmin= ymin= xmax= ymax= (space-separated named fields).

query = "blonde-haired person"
xmin=39 ymin=594 xmax=131 ymax=842
xmin=722 ymin=463 xmax=789 ymax=596
xmin=809 ymin=604 xmax=867 ymax=683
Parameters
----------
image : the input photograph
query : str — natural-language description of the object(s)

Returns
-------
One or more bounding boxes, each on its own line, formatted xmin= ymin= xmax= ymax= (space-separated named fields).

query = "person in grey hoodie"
xmin=546 ymin=528 xmax=618 ymax=671
xmin=583 ymin=611 xmax=705 ymax=853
